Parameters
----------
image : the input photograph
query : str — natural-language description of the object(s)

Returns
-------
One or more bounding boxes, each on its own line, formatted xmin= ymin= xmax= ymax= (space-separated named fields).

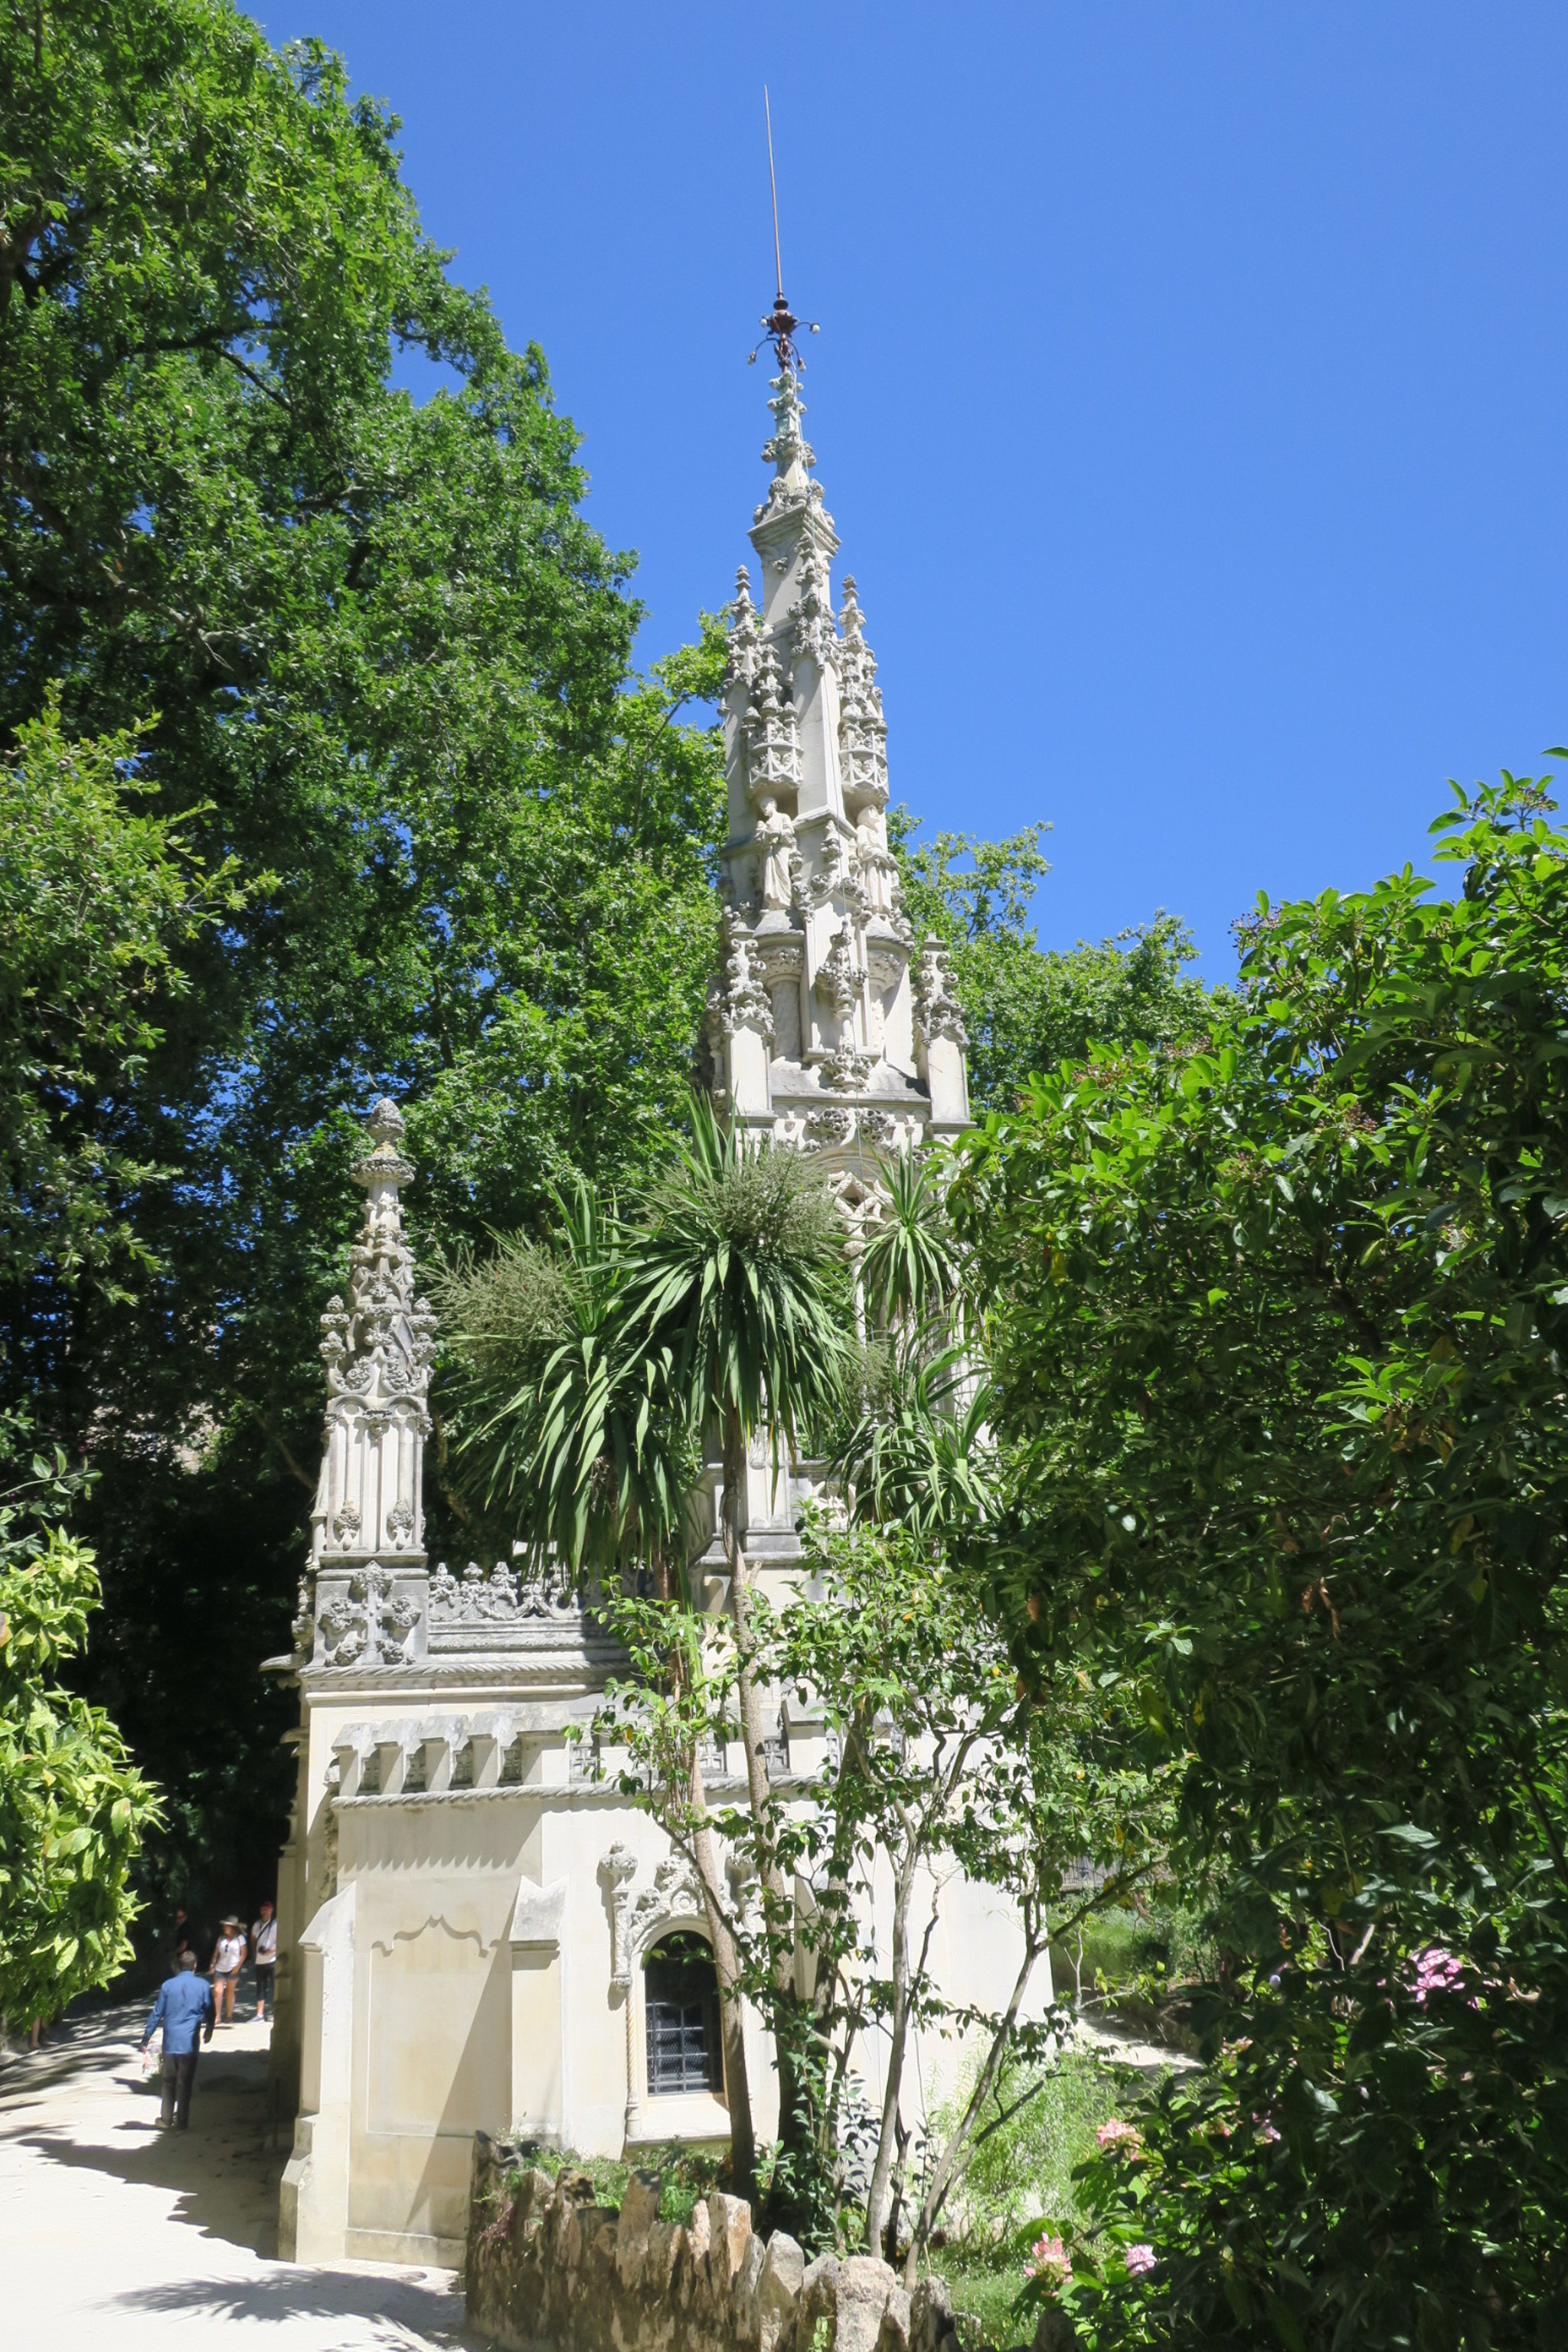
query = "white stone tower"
xmin=701 ymin=363 xmax=969 ymax=1158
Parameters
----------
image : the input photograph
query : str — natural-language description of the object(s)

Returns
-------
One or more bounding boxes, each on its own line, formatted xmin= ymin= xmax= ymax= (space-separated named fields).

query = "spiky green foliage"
xmin=431 ymin=1184 xmax=695 ymax=1578
xmin=859 ymin=1148 xmax=968 ymax=1331
xmin=629 ymin=1096 xmax=852 ymax=1459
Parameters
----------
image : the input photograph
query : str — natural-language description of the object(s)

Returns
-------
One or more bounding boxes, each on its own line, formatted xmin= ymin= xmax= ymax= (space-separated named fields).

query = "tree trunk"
xmin=904 ymin=1924 xmax=1047 ymax=2288
xmin=720 ymin=1406 xmax=813 ymax=2227
xmin=691 ymin=1757 xmax=758 ymax=2202
xmin=655 ymin=1547 xmax=757 ymax=2202
xmin=864 ymin=1854 xmax=918 ymax=2256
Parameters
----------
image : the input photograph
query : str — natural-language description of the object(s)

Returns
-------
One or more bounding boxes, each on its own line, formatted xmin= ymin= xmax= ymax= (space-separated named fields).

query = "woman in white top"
xmin=211 ymin=1916 xmax=247 ymax=2024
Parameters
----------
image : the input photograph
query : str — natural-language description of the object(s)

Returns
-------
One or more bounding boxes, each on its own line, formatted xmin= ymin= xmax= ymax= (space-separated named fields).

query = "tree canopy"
xmin=0 ymin=0 xmax=725 ymax=1922
xmin=890 ymin=812 xmax=1212 ymax=1111
xmin=953 ymin=775 xmax=1568 ymax=2347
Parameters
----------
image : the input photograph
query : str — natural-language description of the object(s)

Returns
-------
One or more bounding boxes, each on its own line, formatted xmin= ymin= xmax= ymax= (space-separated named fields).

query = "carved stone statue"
xmin=755 ymin=792 xmax=798 ymax=913
xmin=855 ymin=805 xmax=896 ymax=917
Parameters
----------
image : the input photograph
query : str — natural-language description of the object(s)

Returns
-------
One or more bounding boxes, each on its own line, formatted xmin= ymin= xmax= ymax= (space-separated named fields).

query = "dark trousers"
xmin=160 ymin=2049 xmax=198 ymax=2128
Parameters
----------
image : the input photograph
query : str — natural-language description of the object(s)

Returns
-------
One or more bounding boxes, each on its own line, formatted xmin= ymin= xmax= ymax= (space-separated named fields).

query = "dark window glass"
xmin=645 ymin=1934 xmax=724 ymax=2096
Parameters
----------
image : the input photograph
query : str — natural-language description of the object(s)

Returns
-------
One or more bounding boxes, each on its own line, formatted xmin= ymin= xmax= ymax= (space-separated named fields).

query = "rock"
xmin=836 ymin=2256 xmax=901 ymax=2352
xmin=910 ymin=2277 xmax=956 ymax=2352
xmin=707 ymin=2190 xmax=753 ymax=2297
xmin=1030 ymin=2311 xmax=1079 ymax=2352
xmin=514 ymin=2165 xmax=555 ymax=2230
xmin=616 ymin=2171 xmax=662 ymax=2289
xmin=874 ymin=2283 xmax=912 ymax=2352
xmin=678 ymin=2204 xmax=711 ymax=2309
xmin=557 ymin=2164 xmax=597 ymax=2203
xmin=799 ymin=2252 xmax=840 ymax=2352
xmin=733 ymin=2230 xmax=767 ymax=2345
xmin=590 ymin=2220 xmax=616 ymax=2263
xmin=645 ymin=2216 xmax=681 ymax=2296
xmin=758 ymin=2230 xmax=806 ymax=2352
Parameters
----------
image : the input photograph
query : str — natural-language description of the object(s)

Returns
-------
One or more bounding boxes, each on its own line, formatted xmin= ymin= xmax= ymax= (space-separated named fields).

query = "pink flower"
xmin=1409 ymin=1946 xmax=1466 ymax=2005
xmin=1096 ymin=2117 xmax=1141 ymax=2154
xmin=1125 ymin=2244 xmax=1158 ymax=2277
xmin=1024 ymin=2233 xmax=1073 ymax=2288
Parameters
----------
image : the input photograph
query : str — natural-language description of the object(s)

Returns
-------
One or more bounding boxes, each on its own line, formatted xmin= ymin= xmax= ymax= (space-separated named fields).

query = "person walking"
xmin=211 ymin=1916 xmax=246 ymax=2024
xmin=250 ymin=1900 xmax=277 ymax=2020
xmin=138 ymin=1952 xmax=214 ymax=2130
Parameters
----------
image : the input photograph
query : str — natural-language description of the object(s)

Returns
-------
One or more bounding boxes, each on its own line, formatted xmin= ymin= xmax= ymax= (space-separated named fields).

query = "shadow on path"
xmin=15 ymin=2030 xmax=290 ymax=2259
xmin=103 ymin=2267 xmax=468 ymax=2340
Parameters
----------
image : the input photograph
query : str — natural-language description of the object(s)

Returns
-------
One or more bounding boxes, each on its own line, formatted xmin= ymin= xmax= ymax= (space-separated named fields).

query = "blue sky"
xmin=261 ymin=2 xmax=1568 ymax=972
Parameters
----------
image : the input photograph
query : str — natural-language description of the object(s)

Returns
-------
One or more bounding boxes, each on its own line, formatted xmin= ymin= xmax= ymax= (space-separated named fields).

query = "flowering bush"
xmin=1094 ymin=2117 xmax=1141 ymax=2154
xmin=1022 ymin=2233 xmax=1072 ymax=2288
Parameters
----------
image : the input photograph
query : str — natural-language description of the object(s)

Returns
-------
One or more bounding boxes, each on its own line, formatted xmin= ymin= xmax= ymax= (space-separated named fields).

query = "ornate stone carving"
xmin=813 ymin=924 xmax=865 ymax=1018
xmin=600 ymin=1842 xmax=639 ymax=1990
xmin=720 ymin=936 xmax=774 ymax=1041
xmin=819 ymin=1042 xmax=873 ymax=1093
xmin=914 ymin=938 xmax=969 ymax=1050
xmin=808 ymin=826 xmax=865 ymax=916
xmin=429 ymin=1558 xmax=581 ymax=1623
xmin=854 ymin=805 xmax=899 ymax=920
xmin=724 ymin=567 xmax=761 ymax=695
xmin=858 ymin=1107 xmax=897 ymax=1145
xmin=803 ymin=1106 xmax=854 ymax=1149
xmin=317 ymin=1565 xmax=422 ymax=1668
xmin=790 ymin=517 xmax=840 ymax=671
xmin=754 ymin=369 xmax=816 ymax=524
xmin=838 ymin=577 xmax=889 ymax=815
xmin=745 ymin=643 xmax=802 ymax=801
xmin=753 ymin=795 xmax=797 ymax=913
xmin=311 ymin=1099 xmax=437 ymax=1573
xmin=321 ymin=1762 xmax=340 ymax=1900
xmin=628 ymin=1854 xmax=706 ymax=1973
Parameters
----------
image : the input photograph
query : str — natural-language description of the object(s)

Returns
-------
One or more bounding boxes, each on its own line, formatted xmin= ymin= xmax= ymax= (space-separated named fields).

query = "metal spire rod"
xmin=765 ymin=85 xmax=785 ymax=303
xmin=748 ymin=89 xmax=819 ymax=371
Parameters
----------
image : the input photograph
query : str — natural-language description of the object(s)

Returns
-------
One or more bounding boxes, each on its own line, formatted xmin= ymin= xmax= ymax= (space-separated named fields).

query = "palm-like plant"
xmin=431 ymin=1181 xmax=689 ymax=1573
xmin=431 ymin=1178 xmax=759 ymax=2191
xmin=629 ymin=1096 xmax=851 ymax=1772
xmin=859 ymin=1144 xmax=968 ymax=1331
xmin=627 ymin=1096 xmax=851 ymax=2216
xmin=837 ymin=1323 xmax=995 ymax=1539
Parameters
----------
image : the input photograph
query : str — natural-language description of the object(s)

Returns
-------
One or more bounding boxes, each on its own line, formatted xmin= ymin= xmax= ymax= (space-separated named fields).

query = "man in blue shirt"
xmin=139 ymin=1951 xmax=214 ymax=2129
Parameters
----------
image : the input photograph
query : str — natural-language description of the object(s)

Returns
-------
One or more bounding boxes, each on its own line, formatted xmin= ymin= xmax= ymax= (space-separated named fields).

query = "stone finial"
xmin=305 ymin=1098 xmax=437 ymax=1658
xmin=761 ymin=368 xmax=815 ymax=489
xmin=725 ymin=567 xmax=762 ymax=697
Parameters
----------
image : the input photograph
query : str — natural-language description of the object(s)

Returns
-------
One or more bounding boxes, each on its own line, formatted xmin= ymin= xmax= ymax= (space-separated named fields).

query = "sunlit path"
xmin=0 ymin=2004 xmax=475 ymax=2349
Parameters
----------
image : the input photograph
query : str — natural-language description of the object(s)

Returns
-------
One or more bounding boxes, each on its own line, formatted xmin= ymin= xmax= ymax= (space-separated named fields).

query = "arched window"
xmin=644 ymin=1933 xmax=723 ymax=2096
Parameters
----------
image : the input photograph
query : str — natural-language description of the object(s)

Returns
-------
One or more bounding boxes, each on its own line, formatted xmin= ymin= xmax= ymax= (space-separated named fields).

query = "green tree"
xmin=954 ymin=774 xmax=1568 ymax=2347
xmin=597 ymin=1516 xmax=1172 ymax=2257
xmin=0 ymin=0 xmax=726 ymax=1916
xmin=0 ymin=1416 xmax=160 ymax=2025
xmin=891 ymin=812 xmax=1213 ymax=1111
xmin=0 ymin=687 xmax=246 ymax=1338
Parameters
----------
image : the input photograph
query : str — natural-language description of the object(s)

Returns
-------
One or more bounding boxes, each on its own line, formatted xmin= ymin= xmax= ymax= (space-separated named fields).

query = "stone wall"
xmin=466 ymin=2136 xmax=969 ymax=2352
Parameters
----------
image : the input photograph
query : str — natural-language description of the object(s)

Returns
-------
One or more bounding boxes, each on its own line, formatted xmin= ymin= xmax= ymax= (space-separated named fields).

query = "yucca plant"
xmin=859 ymin=1143 xmax=969 ymax=1331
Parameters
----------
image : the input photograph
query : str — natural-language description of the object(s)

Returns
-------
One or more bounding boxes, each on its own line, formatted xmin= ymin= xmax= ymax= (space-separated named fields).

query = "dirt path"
xmin=0 ymin=2001 xmax=477 ymax=2349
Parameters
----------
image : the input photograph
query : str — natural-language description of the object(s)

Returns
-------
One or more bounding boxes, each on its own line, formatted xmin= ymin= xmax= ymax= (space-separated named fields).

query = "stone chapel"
xmin=267 ymin=358 xmax=1037 ymax=2268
